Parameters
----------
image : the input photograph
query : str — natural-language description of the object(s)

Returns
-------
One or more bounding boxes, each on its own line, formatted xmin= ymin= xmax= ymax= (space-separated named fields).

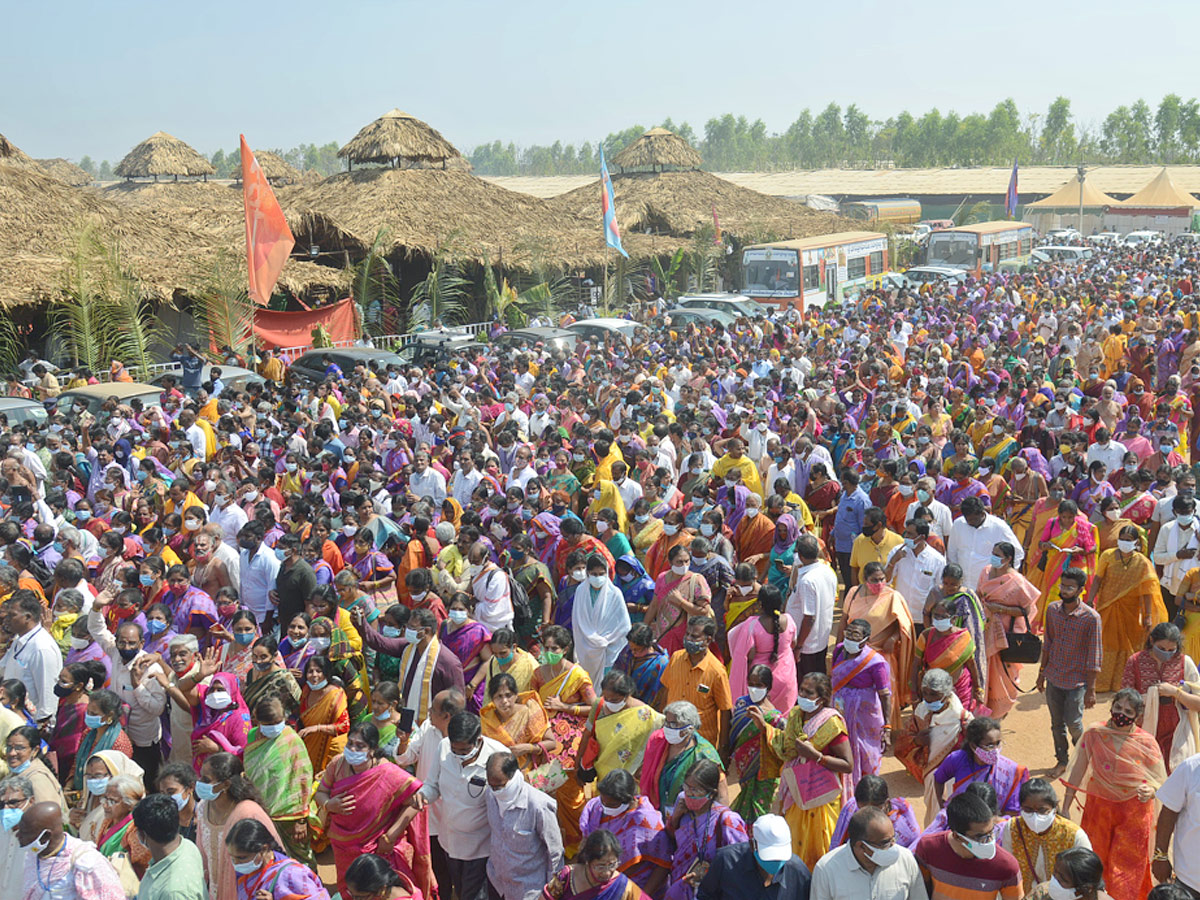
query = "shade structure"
xmin=338 ymin=109 xmax=464 ymax=169
xmin=114 ymin=131 xmax=216 ymax=180
xmin=1116 ymin=167 xmax=1200 ymax=209
xmin=1026 ymin=176 xmax=1117 ymax=208
xmin=612 ymin=128 xmax=702 ymax=172
xmin=230 ymin=150 xmax=303 ymax=186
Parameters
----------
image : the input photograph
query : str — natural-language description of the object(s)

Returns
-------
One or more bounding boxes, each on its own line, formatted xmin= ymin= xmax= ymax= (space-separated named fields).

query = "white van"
xmin=1124 ymin=231 xmax=1162 ymax=246
xmin=1040 ymin=245 xmax=1093 ymax=262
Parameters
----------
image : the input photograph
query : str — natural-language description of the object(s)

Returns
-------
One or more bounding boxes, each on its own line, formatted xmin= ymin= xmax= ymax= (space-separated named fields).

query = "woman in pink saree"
xmin=643 ymin=544 xmax=712 ymax=656
xmin=314 ymin=721 xmax=432 ymax=900
xmin=977 ymin=541 xmax=1040 ymax=718
xmin=726 ymin=584 xmax=797 ymax=713
xmin=192 ymin=671 xmax=250 ymax=773
xmin=830 ymin=618 xmax=893 ymax=785
xmin=1036 ymin=499 xmax=1097 ymax=625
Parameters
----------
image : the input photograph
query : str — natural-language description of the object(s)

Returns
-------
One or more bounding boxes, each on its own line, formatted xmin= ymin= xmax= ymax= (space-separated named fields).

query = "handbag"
xmin=109 ymin=850 xmax=142 ymax=899
xmin=998 ymin=612 xmax=1042 ymax=664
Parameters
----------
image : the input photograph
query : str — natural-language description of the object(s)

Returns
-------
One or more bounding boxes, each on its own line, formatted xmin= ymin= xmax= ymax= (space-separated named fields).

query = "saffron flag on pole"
xmin=241 ymin=134 xmax=295 ymax=305
xmin=712 ymin=204 xmax=722 ymax=245
xmin=599 ymin=146 xmax=629 ymax=258
xmin=1005 ymin=158 xmax=1019 ymax=218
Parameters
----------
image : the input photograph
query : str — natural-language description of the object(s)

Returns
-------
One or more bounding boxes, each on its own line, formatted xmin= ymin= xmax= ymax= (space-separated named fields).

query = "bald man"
xmin=18 ymin=800 xmax=125 ymax=898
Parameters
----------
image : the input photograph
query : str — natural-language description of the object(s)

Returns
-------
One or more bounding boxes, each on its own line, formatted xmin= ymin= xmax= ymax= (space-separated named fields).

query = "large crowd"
xmin=6 ymin=236 xmax=1200 ymax=900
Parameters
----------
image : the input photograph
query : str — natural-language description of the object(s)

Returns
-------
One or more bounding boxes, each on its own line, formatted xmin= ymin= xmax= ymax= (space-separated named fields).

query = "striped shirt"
xmin=914 ymin=832 xmax=1022 ymax=900
xmin=1042 ymin=600 xmax=1103 ymax=690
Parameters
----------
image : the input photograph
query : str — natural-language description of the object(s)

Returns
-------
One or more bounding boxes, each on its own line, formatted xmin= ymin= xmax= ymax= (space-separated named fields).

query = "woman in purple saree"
xmin=830 ymin=619 xmax=892 ymax=785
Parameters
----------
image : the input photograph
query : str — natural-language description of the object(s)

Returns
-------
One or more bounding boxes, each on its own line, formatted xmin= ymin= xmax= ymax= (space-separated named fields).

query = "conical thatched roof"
xmin=338 ymin=109 xmax=463 ymax=168
xmin=0 ymin=133 xmax=32 ymax=165
xmin=35 ymin=158 xmax=93 ymax=187
xmin=230 ymin=150 xmax=303 ymax=186
xmin=549 ymin=168 xmax=853 ymax=240
xmin=613 ymin=128 xmax=702 ymax=172
xmin=114 ymin=131 xmax=216 ymax=179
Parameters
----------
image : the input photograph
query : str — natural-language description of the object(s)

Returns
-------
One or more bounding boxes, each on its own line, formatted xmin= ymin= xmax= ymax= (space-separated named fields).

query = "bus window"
xmin=745 ymin=259 xmax=799 ymax=295
xmin=847 ymin=257 xmax=867 ymax=279
xmin=869 ymin=250 xmax=884 ymax=273
xmin=926 ymin=233 xmax=977 ymax=268
xmin=803 ymin=265 xmax=820 ymax=290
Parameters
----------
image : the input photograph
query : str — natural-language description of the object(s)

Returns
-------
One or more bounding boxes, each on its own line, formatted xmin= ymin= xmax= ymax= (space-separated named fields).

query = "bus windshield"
xmin=926 ymin=233 xmax=978 ymax=268
xmin=743 ymin=251 xmax=799 ymax=296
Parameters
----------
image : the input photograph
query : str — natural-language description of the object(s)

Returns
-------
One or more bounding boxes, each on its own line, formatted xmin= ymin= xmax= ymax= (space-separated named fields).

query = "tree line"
xmin=71 ymin=95 xmax=1200 ymax=181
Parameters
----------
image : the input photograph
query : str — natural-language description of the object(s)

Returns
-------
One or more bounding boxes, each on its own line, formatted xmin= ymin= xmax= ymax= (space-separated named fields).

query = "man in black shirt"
xmin=698 ymin=814 xmax=811 ymax=900
xmin=272 ymin=533 xmax=316 ymax=628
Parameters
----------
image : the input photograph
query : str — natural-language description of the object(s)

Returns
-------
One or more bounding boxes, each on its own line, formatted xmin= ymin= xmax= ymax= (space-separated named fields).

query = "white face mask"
xmin=957 ymin=833 xmax=997 ymax=860
xmin=662 ymin=523 xmax=679 ymax=536
xmin=663 ymin=725 xmax=690 ymax=745
xmin=588 ymin=574 xmax=607 ymax=589
xmin=736 ymin=583 xmax=754 ymax=595
xmin=1117 ymin=538 xmax=1138 ymax=554
xmin=745 ymin=507 xmax=760 ymax=518
xmin=862 ymin=841 xmax=901 ymax=867
xmin=1020 ymin=809 xmax=1057 ymax=834
xmin=748 ymin=686 xmax=768 ymax=703
xmin=596 ymin=521 xmax=609 ymax=534
xmin=842 ymin=638 xmax=862 ymax=655
xmin=700 ymin=523 xmax=715 ymax=537
xmin=600 ymin=802 xmax=627 ymax=817
xmin=671 ymin=563 xmax=689 ymax=576
xmin=932 ymin=617 xmax=953 ymax=633
xmin=604 ymin=699 xmax=627 ymax=713
xmin=1045 ymin=876 xmax=1080 ymax=900
xmin=571 ymin=568 xmax=587 ymax=583
xmin=205 ymin=691 xmax=232 ymax=710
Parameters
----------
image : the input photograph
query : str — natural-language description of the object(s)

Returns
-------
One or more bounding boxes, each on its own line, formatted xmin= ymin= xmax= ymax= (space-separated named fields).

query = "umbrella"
xmin=362 ymin=515 xmax=404 ymax=550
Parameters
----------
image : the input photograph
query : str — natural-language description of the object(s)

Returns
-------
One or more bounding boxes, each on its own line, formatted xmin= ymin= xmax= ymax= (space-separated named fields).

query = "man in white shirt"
xmin=885 ymin=520 xmax=946 ymax=624
xmin=947 ymin=497 xmax=1023 ymax=591
xmin=88 ymin=591 xmax=168 ymax=782
xmin=417 ymin=712 xmax=509 ymax=900
xmin=1152 ymin=495 xmax=1199 ymax=616
xmin=408 ymin=451 xmax=448 ymax=506
xmin=527 ymin=396 xmax=556 ymax=440
xmin=1085 ymin=428 xmax=1127 ymax=474
xmin=484 ymin=752 xmax=564 ymax=900
xmin=905 ymin=479 xmax=954 ymax=540
xmin=450 ymin=454 xmax=484 ymax=508
xmin=811 ymin=807 xmax=927 ymax=900
xmin=0 ymin=593 xmax=61 ymax=726
xmin=397 ymin=688 xmax=466 ymax=896
xmin=468 ymin=543 xmax=513 ymax=630
xmin=178 ymin=410 xmax=209 ymax=462
xmin=1155 ymin=750 xmax=1200 ymax=893
xmin=507 ymin=447 xmax=537 ymax=493
xmin=493 ymin=392 xmax=529 ymax=440
xmin=612 ymin=461 xmax=643 ymax=512
xmin=237 ymin=523 xmax=281 ymax=626
xmin=208 ymin=481 xmax=248 ymax=546
xmin=787 ymin=536 xmax=838 ymax=676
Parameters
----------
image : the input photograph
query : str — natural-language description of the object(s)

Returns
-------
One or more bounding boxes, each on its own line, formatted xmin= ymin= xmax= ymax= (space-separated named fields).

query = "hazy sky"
xmin=7 ymin=0 xmax=1200 ymax=163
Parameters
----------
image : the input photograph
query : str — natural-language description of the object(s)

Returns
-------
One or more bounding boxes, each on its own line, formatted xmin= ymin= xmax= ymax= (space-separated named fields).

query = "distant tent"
xmin=1116 ymin=168 xmax=1200 ymax=209
xmin=114 ymin=131 xmax=216 ymax=181
xmin=1024 ymin=175 xmax=1118 ymax=234
xmin=1027 ymin=177 xmax=1117 ymax=209
xmin=337 ymin=109 xmax=467 ymax=171
xmin=1105 ymin=168 xmax=1200 ymax=236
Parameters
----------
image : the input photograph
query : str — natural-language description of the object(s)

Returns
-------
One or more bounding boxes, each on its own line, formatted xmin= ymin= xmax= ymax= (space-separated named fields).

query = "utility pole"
xmin=1077 ymin=159 xmax=1086 ymax=233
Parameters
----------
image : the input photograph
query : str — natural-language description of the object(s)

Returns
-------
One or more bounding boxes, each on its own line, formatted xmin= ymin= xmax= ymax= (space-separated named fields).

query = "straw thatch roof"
xmin=230 ymin=150 xmax=303 ymax=186
xmin=613 ymin=128 xmax=702 ymax=172
xmin=549 ymin=168 xmax=854 ymax=240
xmin=1027 ymin=176 xmax=1117 ymax=209
xmin=282 ymin=166 xmax=669 ymax=269
xmin=114 ymin=131 xmax=216 ymax=180
xmin=0 ymin=133 xmax=32 ymax=165
xmin=338 ymin=109 xmax=464 ymax=169
xmin=1116 ymin=167 xmax=1200 ymax=208
xmin=35 ymin=158 xmax=93 ymax=187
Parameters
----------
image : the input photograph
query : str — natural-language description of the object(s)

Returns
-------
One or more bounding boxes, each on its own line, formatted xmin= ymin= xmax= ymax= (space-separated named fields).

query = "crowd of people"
xmin=6 ymin=235 xmax=1200 ymax=900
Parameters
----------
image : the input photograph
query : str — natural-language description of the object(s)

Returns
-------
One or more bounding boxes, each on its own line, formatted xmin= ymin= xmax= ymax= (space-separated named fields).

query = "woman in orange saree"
xmin=911 ymin=597 xmax=986 ymax=713
xmin=315 ymin=722 xmax=433 ymax=900
xmin=298 ymin=656 xmax=350 ymax=774
xmin=1090 ymin=527 xmax=1168 ymax=692
xmin=480 ymin=673 xmax=558 ymax=771
xmin=1061 ymin=689 xmax=1166 ymax=900
xmin=1023 ymin=481 xmax=1067 ymax=593
xmin=643 ymin=511 xmax=691 ymax=581
xmin=732 ymin=495 xmax=775 ymax=581
xmin=977 ymin=544 xmax=1040 ymax=718
xmin=1036 ymin=500 xmax=1098 ymax=626
xmin=838 ymin=562 xmax=914 ymax=726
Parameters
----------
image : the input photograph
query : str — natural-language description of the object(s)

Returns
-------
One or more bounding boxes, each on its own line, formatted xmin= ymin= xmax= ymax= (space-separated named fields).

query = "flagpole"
xmin=603 ymin=243 xmax=610 ymax=316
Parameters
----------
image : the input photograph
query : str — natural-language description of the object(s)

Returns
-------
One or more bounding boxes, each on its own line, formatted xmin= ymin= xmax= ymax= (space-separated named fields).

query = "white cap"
xmin=752 ymin=814 xmax=792 ymax=861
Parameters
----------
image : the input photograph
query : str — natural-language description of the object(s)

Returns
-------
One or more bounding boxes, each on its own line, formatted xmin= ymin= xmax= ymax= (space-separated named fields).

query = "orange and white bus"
xmin=922 ymin=221 xmax=1034 ymax=277
xmin=742 ymin=231 xmax=889 ymax=311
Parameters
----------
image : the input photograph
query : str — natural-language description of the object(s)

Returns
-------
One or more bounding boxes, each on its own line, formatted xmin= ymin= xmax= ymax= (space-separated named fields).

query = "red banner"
xmin=253 ymin=298 xmax=358 ymax=350
xmin=241 ymin=135 xmax=295 ymax=305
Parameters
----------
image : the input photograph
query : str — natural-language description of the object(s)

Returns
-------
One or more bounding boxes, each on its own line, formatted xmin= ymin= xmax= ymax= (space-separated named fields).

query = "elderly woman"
xmin=1063 ymin=689 xmax=1165 ymax=900
xmin=894 ymin=668 xmax=972 ymax=826
xmin=639 ymin=700 xmax=727 ymax=816
xmin=0 ymin=774 xmax=35 ymax=898
xmin=80 ymin=773 xmax=151 ymax=877
xmin=579 ymin=769 xmax=670 ymax=897
xmin=5 ymin=725 xmax=67 ymax=812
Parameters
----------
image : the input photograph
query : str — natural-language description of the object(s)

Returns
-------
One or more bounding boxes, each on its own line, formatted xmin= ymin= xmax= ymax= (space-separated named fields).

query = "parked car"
xmin=394 ymin=329 xmax=480 ymax=365
xmin=663 ymin=307 xmax=739 ymax=329
xmin=1039 ymin=245 xmax=1093 ymax=262
xmin=901 ymin=266 xmax=968 ymax=288
xmin=56 ymin=382 xmax=163 ymax=417
xmin=1031 ymin=249 xmax=1053 ymax=263
xmin=675 ymin=292 xmax=771 ymax=319
xmin=150 ymin=364 xmax=266 ymax=392
xmin=1045 ymin=227 xmax=1080 ymax=242
xmin=1124 ymin=230 xmax=1163 ymax=246
xmin=0 ymin=398 xmax=49 ymax=426
xmin=493 ymin=327 xmax=580 ymax=354
xmin=566 ymin=318 xmax=641 ymax=344
xmin=1087 ymin=233 xmax=1121 ymax=245
xmin=286 ymin=347 xmax=408 ymax=385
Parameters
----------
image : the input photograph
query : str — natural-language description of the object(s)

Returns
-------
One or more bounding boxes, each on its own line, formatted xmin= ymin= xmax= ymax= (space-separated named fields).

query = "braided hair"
xmin=757 ymin=584 xmax=784 ymax=664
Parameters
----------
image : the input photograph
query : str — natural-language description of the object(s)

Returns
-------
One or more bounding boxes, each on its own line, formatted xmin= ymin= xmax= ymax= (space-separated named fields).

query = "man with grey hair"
xmin=165 ymin=633 xmax=205 ymax=765
xmin=485 ymin=751 xmax=563 ymax=900
xmin=0 ymin=774 xmax=34 ymax=898
xmin=57 ymin=523 xmax=99 ymax=565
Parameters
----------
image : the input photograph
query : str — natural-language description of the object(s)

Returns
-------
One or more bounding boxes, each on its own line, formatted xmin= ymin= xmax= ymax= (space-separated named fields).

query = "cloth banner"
xmin=253 ymin=297 xmax=358 ymax=350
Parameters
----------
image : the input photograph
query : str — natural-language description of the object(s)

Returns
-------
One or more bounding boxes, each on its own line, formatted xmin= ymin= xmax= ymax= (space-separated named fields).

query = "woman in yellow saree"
xmin=752 ymin=672 xmax=852 ymax=870
xmin=480 ymin=673 xmax=559 ymax=770
xmin=1006 ymin=457 xmax=1048 ymax=550
xmin=589 ymin=479 xmax=628 ymax=533
xmin=1090 ymin=526 xmax=1168 ymax=692
xmin=578 ymin=670 xmax=663 ymax=780
xmin=628 ymin=499 xmax=664 ymax=564
xmin=298 ymin=656 xmax=350 ymax=774
xmin=1023 ymin=480 xmax=1067 ymax=591
xmin=1036 ymin=500 xmax=1098 ymax=626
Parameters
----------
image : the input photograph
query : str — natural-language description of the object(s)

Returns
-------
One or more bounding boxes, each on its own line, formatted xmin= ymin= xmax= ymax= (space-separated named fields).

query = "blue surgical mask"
xmin=258 ymin=722 xmax=286 ymax=739
xmin=232 ymin=858 xmax=262 ymax=876
xmin=147 ymin=619 xmax=168 ymax=635
xmin=234 ymin=632 xmax=255 ymax=646
xmin=86 ymin=776 xmax=110 ymax=796
xmin=343 ymin=748 xmax=369 ymax=766
xmin=382 ymin=626 xmax=401 ymax=639
xmin=0 ymin=807 xmax=22 ymax=830
xmin=195 ymin=781 xmax=222 ymax=802
xmin=139 ymin=574 xmax=155 ymax=587
xmin=274 ymin=547 xmax=287 ymax=561
xmin=797 ymin=697 xmax=819 ymax=713
xmin=989 ymin=554 xmax=1004 ymax=568
xmin=755 ymin=852 xmax=787 ymax=875
xmin=85 ymin=713 xmax=104 ymax=729
xmin=925 ymin=698 xmax=945 ymax=712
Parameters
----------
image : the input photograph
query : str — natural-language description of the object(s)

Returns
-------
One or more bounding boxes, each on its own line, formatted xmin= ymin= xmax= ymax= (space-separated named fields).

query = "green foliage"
xmin=55 ymin=226 xmax=162 ymax=374
xmin=78 ymin=156 xmax=96 ymax=176
xmin=685 ymin=227 xmax=720 ymax=293
xmin=650 ymin=248 xmax=686 ymax=301
xmin=407 ymin=247 xmax=470 ymax=331
xmin=192 ymin=253 xmax=256 ymax=360
xmin=98 ymin=160 xmax=112 ymax=181
xmin=350 ymin=228 xmax=400 ymax=337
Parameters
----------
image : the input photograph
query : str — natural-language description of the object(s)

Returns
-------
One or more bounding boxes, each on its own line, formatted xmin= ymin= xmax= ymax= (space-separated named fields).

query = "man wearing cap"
xmin=810 ymin=807 xmax=927 ymax=900
xmin=697 ymin=813 xmax=810 ymax=900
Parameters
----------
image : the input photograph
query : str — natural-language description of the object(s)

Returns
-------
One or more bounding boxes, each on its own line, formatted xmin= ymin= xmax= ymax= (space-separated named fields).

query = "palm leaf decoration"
xmin=351 ymin=227 xmax=400 ymax=337
xmin=650 ymin=248 xmax=686 ymax=300
xmin=407 ymin=249 xmax=469 ymax=331
xmin=104 ymin=242 xmax=165 ymax=377
xmin=55 ymin=225 xmax=113 ymax=371
xmin=192 ymin=253 xmax=256 ymax=361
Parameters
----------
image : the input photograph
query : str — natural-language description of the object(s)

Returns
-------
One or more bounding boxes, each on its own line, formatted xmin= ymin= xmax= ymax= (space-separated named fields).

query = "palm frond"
xmin=103 ymin=242 xmax=165 ymax=377
xmin=407 ymin=251 xmax=470 ymax=330
xmin=192 ymin=254 xmax=256 ymax=360
xmin=55 ymin=225 xmax=112 ymax=371
xmin=350 ymin=227 xmax=400 ymax=337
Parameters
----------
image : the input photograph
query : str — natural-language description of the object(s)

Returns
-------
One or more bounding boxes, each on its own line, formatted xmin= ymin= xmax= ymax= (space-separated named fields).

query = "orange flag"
xmin=241 ymin=135 xmax=294 ymax=305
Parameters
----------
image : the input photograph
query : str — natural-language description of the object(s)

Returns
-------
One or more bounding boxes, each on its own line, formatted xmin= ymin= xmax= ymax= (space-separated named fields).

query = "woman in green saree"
xmin=727 ymin=664 xmax=782 ymax=824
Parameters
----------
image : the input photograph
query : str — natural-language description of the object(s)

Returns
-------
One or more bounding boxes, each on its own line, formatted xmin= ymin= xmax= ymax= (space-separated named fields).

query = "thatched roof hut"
xmin=230 ymin=150 xmax=304 ymax=186
xmin=35 ymin=158 xmax=93 ymax=186
xmin=0 ymin=133 xmax=32 ymax=165
xmin=550 ymin=167 xmax=852 ymax=241
xmin=613 ymin=128 xmax=702 ymax=172
xmin=114 ymin=131 xmax=216 ymax=181
xmin=338 ymin=109 xmax=465 ymax=170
